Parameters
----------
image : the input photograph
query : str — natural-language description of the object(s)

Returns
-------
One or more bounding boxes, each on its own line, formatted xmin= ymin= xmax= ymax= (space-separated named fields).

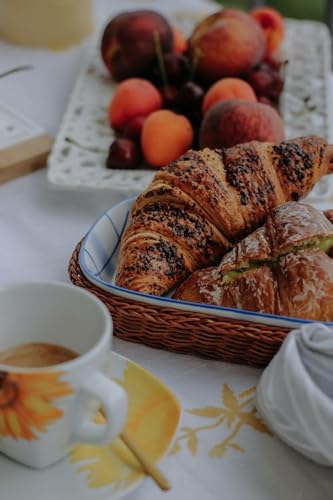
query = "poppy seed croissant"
xmin=116 ymin=136 xmax=333 ymax=295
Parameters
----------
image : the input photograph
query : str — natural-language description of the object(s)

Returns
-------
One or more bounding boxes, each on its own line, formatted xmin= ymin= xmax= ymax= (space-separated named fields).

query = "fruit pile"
xmin=101 ymin=6 xmax=286 ymax=170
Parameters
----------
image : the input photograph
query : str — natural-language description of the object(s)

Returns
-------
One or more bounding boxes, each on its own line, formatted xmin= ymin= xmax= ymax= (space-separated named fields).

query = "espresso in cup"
xmin=0 ymin=342 xmax=78 ymax=368
xmin=0 ymin=281 xmax=128 ymax=469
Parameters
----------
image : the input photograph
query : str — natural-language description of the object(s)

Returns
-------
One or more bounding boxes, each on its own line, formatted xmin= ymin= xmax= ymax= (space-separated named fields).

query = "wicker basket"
xmin=68 ymin=241 xmax=292 ymax=368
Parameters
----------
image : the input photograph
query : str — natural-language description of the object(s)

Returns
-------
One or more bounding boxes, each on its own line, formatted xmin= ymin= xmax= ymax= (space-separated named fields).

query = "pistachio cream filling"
xmin=222 ymin=262 xmax=270 ymax=284
xmin=222 ymin=237 xmax=333 ymax=284
xmin=319 ymin=237 xmax=333 ymax=252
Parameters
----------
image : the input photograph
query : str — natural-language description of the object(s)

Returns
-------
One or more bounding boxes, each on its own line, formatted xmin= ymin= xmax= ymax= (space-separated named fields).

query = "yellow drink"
xmin=0 ymin=0 xmax=93 ymax=50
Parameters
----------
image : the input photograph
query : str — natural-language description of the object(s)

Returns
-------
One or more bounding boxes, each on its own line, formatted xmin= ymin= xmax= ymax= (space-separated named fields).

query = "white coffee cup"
xmin=0 ymin=281 xmax=128 ymax=469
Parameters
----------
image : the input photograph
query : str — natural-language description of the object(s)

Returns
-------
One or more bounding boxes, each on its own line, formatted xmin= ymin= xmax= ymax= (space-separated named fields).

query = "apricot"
xmin=109 ymin=78 xmax=162 ymax=131
xmin=172 ymin=25 xmax=188 ymax=53
xmin=189 ymin=9 xmax=265 ymax=82
xmin=203 ymin=78 xmax=257 ymax=113
xmin=251 ymin=7 xmax=285 ymax=55
xmin=199 ymin=99 xmax=284 ymax=149
xmin=141 ymin=110 xmax=193 ymax=167
xmin=101 ymin=10 xmax=173 ymax=81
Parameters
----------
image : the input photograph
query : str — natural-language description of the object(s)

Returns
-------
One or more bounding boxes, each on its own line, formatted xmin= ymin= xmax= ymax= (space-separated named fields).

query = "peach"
xmin=141 ymin=110 xmax=193 ymax=167
xmin=202 ymin=78 xmax=257 ymax=113
xmin=188 ymin=9 xmax=265 ymax=82
xmin=108 ymin=78 xmax=162 ymax=131
xmin=101 ymin=10 xmax=173 ymax=81
xmin=199 ymin=99 xmax=284 ymax=149
xmin=251 ymin=7 xmax=285 ymax=55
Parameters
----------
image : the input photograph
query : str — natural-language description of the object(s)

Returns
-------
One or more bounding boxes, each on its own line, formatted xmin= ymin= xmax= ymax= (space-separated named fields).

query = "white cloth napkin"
xmin=256 ymin=323 xmax=333 ymax=466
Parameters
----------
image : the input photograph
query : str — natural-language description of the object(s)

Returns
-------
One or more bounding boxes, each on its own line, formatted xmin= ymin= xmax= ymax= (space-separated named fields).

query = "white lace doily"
xmin=47 ymin=15 xmax=333 ymax=200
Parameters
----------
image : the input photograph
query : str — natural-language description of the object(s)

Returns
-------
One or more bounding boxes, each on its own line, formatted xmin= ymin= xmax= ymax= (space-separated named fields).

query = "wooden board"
xmin=0 ymin=134 xmax=53 ymax=184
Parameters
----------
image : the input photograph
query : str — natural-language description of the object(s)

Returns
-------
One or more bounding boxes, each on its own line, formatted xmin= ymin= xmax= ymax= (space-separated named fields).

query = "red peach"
xmin=199 ymin=99 xmax=285 ymax=148
xmin=189 ymin=9 xmax=266 ymax=82
xmin=101 ymin=10 xmax=173 ymax=81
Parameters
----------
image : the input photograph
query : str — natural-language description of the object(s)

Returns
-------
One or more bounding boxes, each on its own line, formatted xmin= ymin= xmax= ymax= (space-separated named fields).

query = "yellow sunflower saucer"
xmin=0 ymin=352 xmax=181 ymax=500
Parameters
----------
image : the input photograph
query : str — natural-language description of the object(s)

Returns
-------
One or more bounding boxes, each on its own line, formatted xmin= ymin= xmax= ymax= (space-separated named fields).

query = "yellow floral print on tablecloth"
xmin=0 ymin=371 xmax=72 ymax=440
xmin=70 ymin=366 xmax=269 ymax=491
xmin=170 ymin=384 xmax=271 ymax=458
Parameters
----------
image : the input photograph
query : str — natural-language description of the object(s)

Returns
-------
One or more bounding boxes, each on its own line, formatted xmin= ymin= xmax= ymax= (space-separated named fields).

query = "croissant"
xmin=174 ymin=202 xmax=333 ymax=321
xmin=116 ymin=136 xmax=333 ymax=295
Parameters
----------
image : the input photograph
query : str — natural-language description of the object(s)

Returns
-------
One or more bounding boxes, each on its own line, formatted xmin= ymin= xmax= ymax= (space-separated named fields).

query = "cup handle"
xmin=72 ymin=372 xmax=128 ymax=444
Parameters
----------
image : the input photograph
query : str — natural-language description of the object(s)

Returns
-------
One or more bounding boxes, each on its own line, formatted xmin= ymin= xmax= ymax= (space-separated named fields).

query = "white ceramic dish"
xmin=0 ymin=351 xmax=181 ymax=500
xmin=47 ymin=12 xmax=333 ymax=200
xmin=78 ymin=197 xmax=333 ymax=330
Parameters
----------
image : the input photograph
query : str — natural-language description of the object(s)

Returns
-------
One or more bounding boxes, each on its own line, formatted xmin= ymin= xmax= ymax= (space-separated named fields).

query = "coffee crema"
xmin=0 ymin=342 xmax=78 ymax=368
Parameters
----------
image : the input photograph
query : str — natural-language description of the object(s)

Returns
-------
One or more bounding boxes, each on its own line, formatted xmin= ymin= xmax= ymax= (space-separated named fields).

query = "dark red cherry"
xmin=122 ymin=115 xmax=146 ymax=141
xmin=174 ymin=81 xmax=204 ymax=111
xmin=246 ymin=63 xmax=284 ymax=100
xmin=257 ymin=95 xmax=273 ymax=106
xmin=162 ymin=85 xmax=179 ymax=109
xmin=263 ymin=52 xmax=285 ymax=71
xmin=106 ymin=138 xmax=140 ymax=169
xmin=163 ymin=53 xmax=190 ymax=84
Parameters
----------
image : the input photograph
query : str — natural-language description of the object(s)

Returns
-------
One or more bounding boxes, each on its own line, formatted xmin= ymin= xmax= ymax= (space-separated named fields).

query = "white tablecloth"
xmin=1 ymin=1 xmax=333 ymax=499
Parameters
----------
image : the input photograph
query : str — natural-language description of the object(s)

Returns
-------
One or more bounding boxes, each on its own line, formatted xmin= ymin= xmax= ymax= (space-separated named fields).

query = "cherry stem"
xmin=0 ymin=65 xmax=33 ymax=79
xmin=65 ymin=136 xmax=107 ymax=154
xmin=153 ymin=30 xmax=168 ymax=89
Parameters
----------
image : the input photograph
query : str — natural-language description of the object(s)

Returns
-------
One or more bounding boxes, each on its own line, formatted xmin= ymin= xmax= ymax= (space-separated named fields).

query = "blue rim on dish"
xmin=79 ymin=197 xmax=333 ymax=330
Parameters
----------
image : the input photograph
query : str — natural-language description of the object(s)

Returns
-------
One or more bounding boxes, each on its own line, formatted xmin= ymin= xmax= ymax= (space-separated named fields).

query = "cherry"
xmin=122 ymin=115 xmax=146 ymax=141
xmin=263 ymin=52 xmax=287 ymax=71
xmin=246 ymin=63 xmax=284 ymax=100
xmin=257 ymin=95 xmax=273 ymax=106
xmin=163 ymin=53 xmax=190 ymax=84
xmin=162 ymin=85 xmax=179 ymax=109
xmin=174 ymin=81 xmax=204 ymax=111
xmin=171 ymin=81 xmax=204 ymax=129
xmin=148 ymin=53 xmax=190 ymax=88
xmin=106 ymin=138 xmax=140 ymax=169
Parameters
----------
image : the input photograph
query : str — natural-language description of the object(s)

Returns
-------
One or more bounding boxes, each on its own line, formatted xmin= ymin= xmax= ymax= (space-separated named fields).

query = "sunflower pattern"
xmin=0 ymin=371 xmax=72 ymax=440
